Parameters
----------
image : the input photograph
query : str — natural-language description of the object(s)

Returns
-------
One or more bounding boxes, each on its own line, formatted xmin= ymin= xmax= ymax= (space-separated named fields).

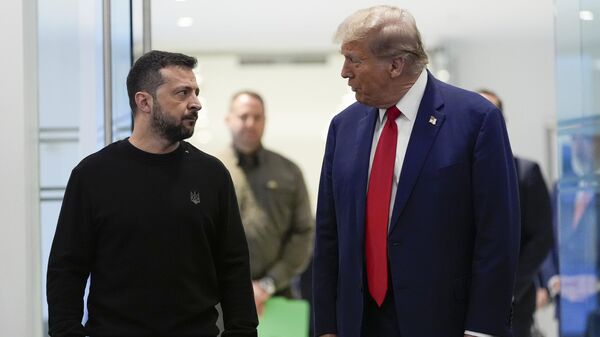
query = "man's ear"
xmin=390 ymin=57 xmax=405 ymax=78
xmin=224 ymin=112 xmax=232 ymax=127
xmin=134 ymin=92 xmax=153 ymax=114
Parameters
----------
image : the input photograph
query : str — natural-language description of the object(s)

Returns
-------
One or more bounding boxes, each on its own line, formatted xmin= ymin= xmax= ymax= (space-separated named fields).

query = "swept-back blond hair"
xmin=334 ymin=6 xmax=428 ymax=75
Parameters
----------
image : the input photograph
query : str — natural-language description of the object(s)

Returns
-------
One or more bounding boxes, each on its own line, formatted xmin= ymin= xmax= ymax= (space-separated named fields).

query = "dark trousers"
xmin=362 ymin=286 xmax=401 ymax=337
xmin=513 ymin=284 xmax=536 ymax=337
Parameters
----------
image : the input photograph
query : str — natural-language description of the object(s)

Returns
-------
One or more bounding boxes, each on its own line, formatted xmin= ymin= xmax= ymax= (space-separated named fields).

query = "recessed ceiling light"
xmin=580 ymin=10 xmax=594 ymax=21
xmin=177 ymin=17 xmax=194 ymax=27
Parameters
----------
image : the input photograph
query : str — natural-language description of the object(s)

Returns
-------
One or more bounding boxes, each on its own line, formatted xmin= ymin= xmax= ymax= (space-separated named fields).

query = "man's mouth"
xmin=184 ymin=113 xmax=198 ymax=121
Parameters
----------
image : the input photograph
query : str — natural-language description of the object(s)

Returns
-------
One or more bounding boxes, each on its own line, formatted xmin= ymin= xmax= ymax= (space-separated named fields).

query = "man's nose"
xmin=189 ymin=96 xmax=202 ymax=112
xmin=244 ymin=118 xmax=256 ymax=128
xmin=341 ymin=60 xmax=352 ymax=79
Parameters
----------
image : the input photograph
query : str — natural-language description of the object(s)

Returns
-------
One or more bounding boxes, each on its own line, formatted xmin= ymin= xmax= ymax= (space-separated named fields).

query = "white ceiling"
xmin=150 ymin=0 xmax=556 ymax=55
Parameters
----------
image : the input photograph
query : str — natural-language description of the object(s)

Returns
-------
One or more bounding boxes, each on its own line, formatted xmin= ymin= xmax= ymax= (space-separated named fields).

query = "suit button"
xmin=391 ymin=241 xmax=401 ymax=247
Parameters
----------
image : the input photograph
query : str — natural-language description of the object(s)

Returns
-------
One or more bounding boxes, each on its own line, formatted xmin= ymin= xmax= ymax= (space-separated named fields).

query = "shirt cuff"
xmin=547 ymin=275 xmax=560 ymax=297
xmin=465 ymin=331 xmax=495 ymax=337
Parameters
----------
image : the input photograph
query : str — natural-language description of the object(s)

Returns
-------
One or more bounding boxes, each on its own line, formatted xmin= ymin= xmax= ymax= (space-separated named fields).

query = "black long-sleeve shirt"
xmin=47 ymin=139 xmax=258 ymax=337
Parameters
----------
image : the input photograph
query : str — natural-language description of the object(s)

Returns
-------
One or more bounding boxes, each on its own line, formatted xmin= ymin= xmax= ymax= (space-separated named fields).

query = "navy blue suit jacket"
xmin=313 ymin=72 xmax=520 ymax=337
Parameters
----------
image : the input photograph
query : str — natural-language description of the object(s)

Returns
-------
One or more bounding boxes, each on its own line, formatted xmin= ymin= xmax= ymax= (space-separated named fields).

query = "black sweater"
xmin=47 ymin=139 xmax=258 ymax=337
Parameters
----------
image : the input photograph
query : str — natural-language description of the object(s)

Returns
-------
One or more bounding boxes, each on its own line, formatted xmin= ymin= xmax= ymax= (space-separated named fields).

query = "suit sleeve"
xmin=217 ymin=171 xmax=258 ymax=337
xmin=465 ymin=108 xmax=520 ymax=337
xmin=47 ymin=167 xmax=92 ymax=337
xmin=313 ymin=120 xmax=339 ymax=336
xmin=539 ymin=186 xmax=559 ymax=289
xmin=514 ymin=162 xmax=553 ymax=299
xmin=266 ymin=166 xmax=315 ymax=291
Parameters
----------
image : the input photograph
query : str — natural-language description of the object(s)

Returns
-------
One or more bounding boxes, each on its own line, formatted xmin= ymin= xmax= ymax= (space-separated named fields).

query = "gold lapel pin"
xmin=266 ymin=180 xmax=278 ymax=189
xmin=429 ymin=116 xmax=437 ymax=125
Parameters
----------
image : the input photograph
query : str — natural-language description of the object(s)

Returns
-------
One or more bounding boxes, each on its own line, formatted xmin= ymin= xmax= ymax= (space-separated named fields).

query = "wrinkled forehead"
xmin=159 ymin=66 xmax=197 ymax=85
xmin=340 ymin=39 xmax=370 ymax=55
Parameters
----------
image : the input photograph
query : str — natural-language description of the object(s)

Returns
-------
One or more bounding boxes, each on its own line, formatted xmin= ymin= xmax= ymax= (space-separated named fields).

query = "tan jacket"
xmin=218 ymin=146 xmax=315 ymax=293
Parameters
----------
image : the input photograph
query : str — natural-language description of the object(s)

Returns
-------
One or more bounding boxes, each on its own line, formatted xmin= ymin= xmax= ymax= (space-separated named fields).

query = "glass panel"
xmin=555 ymin=0 xmax=600 ymax=334
xmin=39 ymin=141 xmax=79 ymax=188
xmin=555 ymin=0 xmax=583 ymax=122
xmin=37 ymin=0 xmax=132 ymax=334
xmin=580 ymin=0 xmax=600 ymax=118
xmin=111 ymin=0 xmax=133 ymax=141
xmin=556 ymin=125 xmax=600 ymax=336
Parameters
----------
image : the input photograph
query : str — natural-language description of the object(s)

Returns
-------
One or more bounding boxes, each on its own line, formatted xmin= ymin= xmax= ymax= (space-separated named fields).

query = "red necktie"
xmin=366 ymin=106 xmax=400 ymax=307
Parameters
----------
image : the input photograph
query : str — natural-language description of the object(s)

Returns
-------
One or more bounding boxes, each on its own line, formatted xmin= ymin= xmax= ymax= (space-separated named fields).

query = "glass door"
xmin=37 ymin=0 xmax=133 ymax=334
xmin=555 ymin=0 xmax=600 ymax=335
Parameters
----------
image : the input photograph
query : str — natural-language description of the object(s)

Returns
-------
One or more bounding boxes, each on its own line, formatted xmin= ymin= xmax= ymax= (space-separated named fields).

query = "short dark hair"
xmin=476 ymin=88 xmax=503 ymax=112
xmin=126 ymin=50 xmax=197 ymax=113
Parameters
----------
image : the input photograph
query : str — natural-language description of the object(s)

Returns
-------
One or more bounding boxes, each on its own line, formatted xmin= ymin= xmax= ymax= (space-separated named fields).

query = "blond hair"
xmin=334 ymin=6 xmax=428 ymax=75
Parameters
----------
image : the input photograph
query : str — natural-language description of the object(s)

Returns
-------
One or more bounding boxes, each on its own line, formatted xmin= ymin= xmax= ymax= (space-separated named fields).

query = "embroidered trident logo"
xmin=190 ymin=191 xmax=201 ymax=205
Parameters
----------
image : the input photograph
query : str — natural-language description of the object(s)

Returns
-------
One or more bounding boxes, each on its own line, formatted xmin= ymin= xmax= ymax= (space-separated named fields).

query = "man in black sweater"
xmin=47 ymin=50 xmax=258 ymax=337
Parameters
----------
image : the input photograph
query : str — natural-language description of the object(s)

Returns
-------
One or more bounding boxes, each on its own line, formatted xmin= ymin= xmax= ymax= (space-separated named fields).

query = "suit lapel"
xmin=389 ymin=74 xmax=446 ymax=233
xmin=355 ymin=106 xmax=379 ymax=240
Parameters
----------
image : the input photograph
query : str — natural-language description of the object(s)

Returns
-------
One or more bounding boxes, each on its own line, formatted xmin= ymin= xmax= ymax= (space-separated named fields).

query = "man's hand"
xmin=536 ymin=288 xmax=550 ymax=308
xmin=548 ymin=275 xmax=561 ymax=297
xmin=252 ymin=281 xmax=272 ymax=316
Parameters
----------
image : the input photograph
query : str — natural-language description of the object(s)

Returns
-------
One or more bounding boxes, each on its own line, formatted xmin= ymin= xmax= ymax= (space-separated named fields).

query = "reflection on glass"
xmin=556 ymin=0 xmax=600 ymax=332
xmin=558 ymin=133 xmax=600 ymax=337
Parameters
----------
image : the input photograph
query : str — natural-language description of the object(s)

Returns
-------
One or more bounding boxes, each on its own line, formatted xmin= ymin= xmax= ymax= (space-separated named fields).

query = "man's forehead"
xmin=341 ymin=41 xmax=357 ymax=52
xmin=341 ymin=40 xmax=367 ymax=54
xmin=159 ymin=66 xmax=197 ymax=84
xmin=232 ymin=98 xmax=264 ymax=113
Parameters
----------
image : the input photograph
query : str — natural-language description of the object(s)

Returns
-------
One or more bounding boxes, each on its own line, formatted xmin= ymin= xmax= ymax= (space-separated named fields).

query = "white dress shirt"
xmin=367 ymin=69 xmax=494 ymax=337
xmin=368 ymin=69 xmax=426 ymax=225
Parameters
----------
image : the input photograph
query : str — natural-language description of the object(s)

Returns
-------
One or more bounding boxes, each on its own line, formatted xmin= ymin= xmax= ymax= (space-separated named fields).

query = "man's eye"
xmin=346 ymin=56 xmax=360 ymax=64
xmin=177 ymin=90 xmax=188 ymax=96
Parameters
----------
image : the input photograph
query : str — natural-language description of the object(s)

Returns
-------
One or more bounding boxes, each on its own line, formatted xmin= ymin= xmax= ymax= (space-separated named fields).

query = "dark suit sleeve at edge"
xmin=514 ymin=162 xmax=553 ymax=299
xmin=313 ymin=120 xmax=339 ymax=336
xmin=465 ymin=108 xmax=520 ymax=337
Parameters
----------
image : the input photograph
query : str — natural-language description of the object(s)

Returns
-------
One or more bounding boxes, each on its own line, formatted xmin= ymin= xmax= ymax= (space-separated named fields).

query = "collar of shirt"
xmin=377 ymin=68 xmax=428 ymax=123
xmin=368 ymin=69 xmax=428 ymax=228
xmin=234 ymin=145 xmax=264 ymax=169
xmin=369 ymin=68 xmax=428 ymax=186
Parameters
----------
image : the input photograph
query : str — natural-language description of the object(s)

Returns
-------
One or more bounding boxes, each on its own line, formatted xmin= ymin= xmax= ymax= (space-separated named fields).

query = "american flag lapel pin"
xmin=428 ymin=116 xmax=437 ymax=126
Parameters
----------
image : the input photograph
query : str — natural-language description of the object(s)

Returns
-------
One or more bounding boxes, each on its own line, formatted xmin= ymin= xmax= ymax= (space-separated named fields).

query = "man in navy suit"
xmin=312 ymin=6 xmax=520 ymax=337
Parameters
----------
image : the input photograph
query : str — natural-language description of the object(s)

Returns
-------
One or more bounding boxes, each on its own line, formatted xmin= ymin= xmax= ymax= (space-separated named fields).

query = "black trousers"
xmin=362 ymin=286 xmax=401 ymax=337
xmin=513 ymin=284 xmax=536 ymax=337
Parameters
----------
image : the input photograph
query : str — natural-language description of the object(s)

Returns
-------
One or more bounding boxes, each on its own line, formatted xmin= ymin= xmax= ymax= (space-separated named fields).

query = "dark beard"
xmin=150 ymin=101 xmax=194 ymax=143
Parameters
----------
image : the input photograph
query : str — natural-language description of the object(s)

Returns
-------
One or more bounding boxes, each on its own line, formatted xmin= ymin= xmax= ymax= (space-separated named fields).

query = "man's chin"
xmin=354 ymin=93 xmax=367 ymax=104
xmin=165 ymin=128 xmax=194 ymax=142
xmin=355 ymin=97 xmax=369 ymax=106
xmin=182 ymin=129 xmax=194 ymax=140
